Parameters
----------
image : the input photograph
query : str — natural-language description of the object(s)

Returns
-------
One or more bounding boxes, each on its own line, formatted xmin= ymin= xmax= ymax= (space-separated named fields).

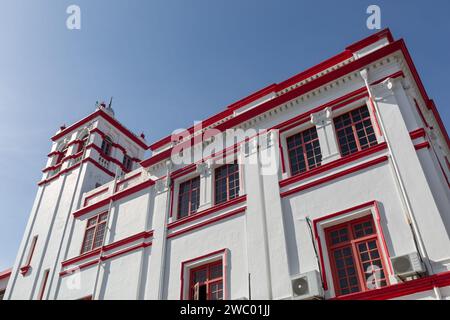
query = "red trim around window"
xmin=80 ymin=212 xmax=109 ymax=254
xmin=325 ymin=216 xmax=390 ymax=297
xmin=189 ymin=260 xmax=224 ymax=300
xmin=214 ymin=163 xmax=240 ymax=205
xmin=180 ymin=249 xmax=228 ymax=300
xmin=312 ymin=201 xmax=392 ymax=293
xmin=177 ymin=176 xmax=201 ymax=219
xmin=286 ymin=126 xmax=322 ymax=176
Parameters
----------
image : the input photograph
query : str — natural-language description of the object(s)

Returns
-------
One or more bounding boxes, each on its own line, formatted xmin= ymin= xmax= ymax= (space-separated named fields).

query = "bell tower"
xmin=5 ymin=103 xmax=148 ymax=300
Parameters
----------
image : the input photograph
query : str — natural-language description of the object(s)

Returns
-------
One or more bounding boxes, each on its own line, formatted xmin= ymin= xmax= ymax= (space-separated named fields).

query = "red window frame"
xmin=122 ymin=154 xmax=133 ymax=171
xmin=333 ymin=105 xmax=378 ymax=157
xmin=56 ymin=144 xmax=69 ymax=165
xmin=189 ymin=260 xmax=224 ymax=300
xmin=177 ymin=176 xmax=200 ymax=219
xmin=80 ymin=212 xmax=108 ymax=254
xmin=325 ymin=216 xmax=389 ymax=297
xmin=77 ymin=134 xmax=89 ymax=153
xmin=286 ymin=126 xmax=322 ymax=176
xmin=214 ymin=163 xmax=240 ymax=205
xmin=101 ymin=136 xmax=113 ymax=156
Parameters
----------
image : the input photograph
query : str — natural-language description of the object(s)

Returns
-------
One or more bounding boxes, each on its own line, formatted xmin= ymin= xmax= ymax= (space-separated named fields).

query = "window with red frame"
xmin=286 ymin=127 xmax=322 ymax=176
xmin=81 ymin=212 xmax=108 ymax=254
xmin=56 ymin=144 xmax=69 ymax=165
xmin=190 ymin=261 xmax=223 ymax=300
xmin=77 ymin=134 xmax=89 ymax=153
xmin=333 ymin=105 xmax=378 ymax=157
xmin=122 ymin=154 xmax=133 ymax=172
xmin=101 ymin=136 xmax=113 ymax=156
xmin=178 ymin=176 xmax=200 ymax=219
xmin=214 ymin=163 xmax=240 ymax=205
xmin=325 ymin=216 xmax=388 ymax=296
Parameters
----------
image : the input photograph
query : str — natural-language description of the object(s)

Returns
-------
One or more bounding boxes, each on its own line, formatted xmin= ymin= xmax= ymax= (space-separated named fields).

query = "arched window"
xmin=101 ymin=136 xmax=113 ymax=156
xmin=56 ymin=144 xmax=68 ymax=165
xmin=77 ymin=133 xmax=89 ymax=153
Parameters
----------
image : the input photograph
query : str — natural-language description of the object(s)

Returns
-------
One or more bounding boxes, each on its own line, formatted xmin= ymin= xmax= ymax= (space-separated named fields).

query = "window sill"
xmin=168 ymin=195 xmax=247 ymax=230
xmin=280 ymin=142 xmax=387 ymax=188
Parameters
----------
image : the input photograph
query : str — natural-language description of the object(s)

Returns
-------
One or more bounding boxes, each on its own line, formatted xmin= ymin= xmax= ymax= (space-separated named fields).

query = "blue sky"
xmin=0 ymin=0 xmax=449 ymax=271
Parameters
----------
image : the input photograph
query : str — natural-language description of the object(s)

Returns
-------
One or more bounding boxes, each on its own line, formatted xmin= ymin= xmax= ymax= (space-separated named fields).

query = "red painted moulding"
xmin=60 ymin=231 xmax=154 ymax=276
xmin=179 ymin=248 xmax=228 ymax=300
xmin=168 ymin=195 xmax=247 ymax=230
xmin=149 ymin=29 xmax=393 ymax=153
xmin=312 ymin=200 xmax=390 ymax=291
xmin=345 ymin=28 xmax=394 ymax=53
xmin=280 ymin=156 xmax=389 ymax=198
xmin=0 ymin=268 xmax=12 ymax=280
xmin=167 ymin=207 xmax=246 ymax=239
xmin=409 ymin=128 xmax=427 ymax=140
xmin=73 ymin=178 xmax=155 ymax=218
xmin=51 ymin=109 xmax=148 ymax=150
xmin=280 ymin=143 xmax=388 ymax=188
xmin=141 ymin=40 xmax=406 ymax=168
xmin=333 ymin=270 xmax=450 ymax=300
xmin=414 ymin=141 xmax=430 ymax=150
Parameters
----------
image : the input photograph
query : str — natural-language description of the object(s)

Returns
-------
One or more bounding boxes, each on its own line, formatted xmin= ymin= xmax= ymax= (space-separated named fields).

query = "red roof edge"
xmin=148 ymin=30 xmax=395 ymax=152
xmin=345 ymin=28 xmax=394 ymax=52
xmin=51 ymin=109 xmax=148 ymax=150
xmin=0 ymin=268 xmax=12 ymax=280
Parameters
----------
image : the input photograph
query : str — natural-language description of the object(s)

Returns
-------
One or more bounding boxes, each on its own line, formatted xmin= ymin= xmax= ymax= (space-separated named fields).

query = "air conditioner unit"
xmin=291 ymin=270 xmax=323 ymax=300
xmin=391 ymin=252 xmax=425 ymax=278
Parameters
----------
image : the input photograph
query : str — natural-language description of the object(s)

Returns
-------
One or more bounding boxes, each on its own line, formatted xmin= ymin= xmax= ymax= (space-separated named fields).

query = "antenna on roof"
xmin=109 ymin=96 xmax=113 ymax=109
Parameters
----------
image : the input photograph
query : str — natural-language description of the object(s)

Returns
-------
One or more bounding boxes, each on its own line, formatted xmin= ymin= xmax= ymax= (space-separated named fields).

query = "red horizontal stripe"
xmin=280 ymin=156 xmax=389 ymax=198
xmin=167 ymin=207 xmax=246 ymax=239
xmin=280 ymin=143 xmax=388 ymax=188
xmin=334 ymin=271 xmax=450 ymax=300
xmin=168 ymin=195 xmax=247 ymax=230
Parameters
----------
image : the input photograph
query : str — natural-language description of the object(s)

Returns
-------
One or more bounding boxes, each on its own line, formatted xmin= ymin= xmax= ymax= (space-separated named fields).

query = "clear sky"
xmin=0 ymin=0 xmax=449 ymax=271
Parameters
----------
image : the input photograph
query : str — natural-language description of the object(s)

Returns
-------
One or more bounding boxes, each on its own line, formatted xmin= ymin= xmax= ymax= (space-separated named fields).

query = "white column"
xmin=372 ymin=77 xmax=450 ymax=272
xmin=196 ymin=161 xmax=212 ymax=211
xmin=310 ymin=107 xmax=341 ymax=164
xmin=258 ymin=130 xmax=292 ymax=299
xmin=243 ymin=137 xmax=272 ymax=299
xmin=145 ymin=163 xmax=172 ymax=299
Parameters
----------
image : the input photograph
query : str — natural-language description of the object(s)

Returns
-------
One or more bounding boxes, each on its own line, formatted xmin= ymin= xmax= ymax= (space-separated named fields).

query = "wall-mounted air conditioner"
xmin=390 ymin=252 xmax=426 ymax=278
xmin=291 ymin=270 xmax=323 ymax=300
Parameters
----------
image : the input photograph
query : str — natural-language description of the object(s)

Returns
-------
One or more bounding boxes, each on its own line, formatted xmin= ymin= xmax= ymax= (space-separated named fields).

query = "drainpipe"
xmin=359 ymin=69 xmax=433 ymax=274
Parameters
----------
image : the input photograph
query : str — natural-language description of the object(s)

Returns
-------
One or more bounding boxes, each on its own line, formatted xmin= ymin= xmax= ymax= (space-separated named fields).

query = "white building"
xmin=3 ymin=29 xmax=450 ymax=300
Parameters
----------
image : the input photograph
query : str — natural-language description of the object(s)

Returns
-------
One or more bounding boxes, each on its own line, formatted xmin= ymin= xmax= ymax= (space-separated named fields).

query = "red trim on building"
xmin=345 ymin=28 xmax=394 ymax=53
xmin=0 ymin=268 xmax=12 ymax=281
xmin=51 ymin=109 xmax=148 ymax=149
xmin=312 ymin=200 xmax=391 ymax=292
xmin=414 ymin=142 xmax=430 ymax=150
xmin=409 ymin=128 xmax=427 ymax=140
xmin=168 ymin=195 xmax=246 ymax=230
xmin=73 ymin=178 xmax=155 ymax=218
xmin=333 ymin=270 xmax=450 ymax=300
xmin=168 ymin=207 xmax=246 ymax=239
xmin=280 ymin=143 xmax=387 ymax=188
xmin=281 ymin=156 xmax=388 ymax=198
xmin=180 ymin=248 xmax=228 ymax=300
xmin=60 ymin=230 xmax=154 ymax=276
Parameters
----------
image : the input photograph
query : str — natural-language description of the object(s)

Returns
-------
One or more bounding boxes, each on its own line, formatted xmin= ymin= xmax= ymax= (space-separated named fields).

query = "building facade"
xmin=3 ymin=29 xmax=450 ymax=300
